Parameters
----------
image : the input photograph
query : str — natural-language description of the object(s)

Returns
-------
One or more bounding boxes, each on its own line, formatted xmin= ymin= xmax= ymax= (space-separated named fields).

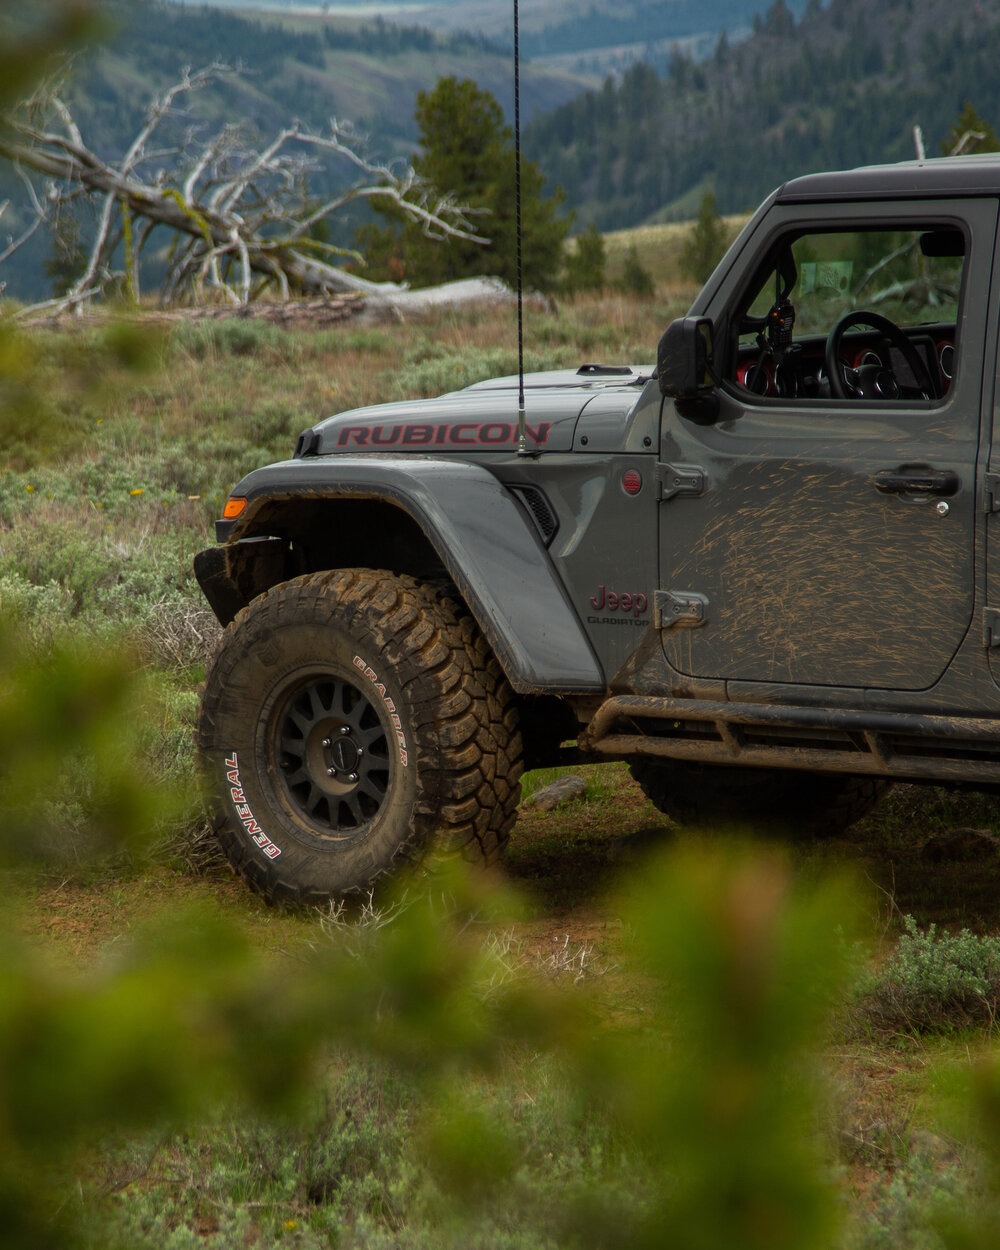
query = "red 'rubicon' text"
xmin=336 ymin=421 xmax=551 ymax=448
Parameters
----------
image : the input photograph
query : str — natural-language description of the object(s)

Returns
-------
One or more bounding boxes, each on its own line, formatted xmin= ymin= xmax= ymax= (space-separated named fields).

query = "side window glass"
xmin=732 ymin=227 xmax=965 ymax=403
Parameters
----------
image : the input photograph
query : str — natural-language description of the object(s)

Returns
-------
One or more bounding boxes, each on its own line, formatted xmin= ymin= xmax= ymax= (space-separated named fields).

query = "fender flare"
xmin=198 ymin=455 xmax=604 ymax=694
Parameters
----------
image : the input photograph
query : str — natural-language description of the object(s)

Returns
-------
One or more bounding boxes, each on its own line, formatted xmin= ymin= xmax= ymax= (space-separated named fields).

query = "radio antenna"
xmin=514 ymin=0 xmax=529 ymax=455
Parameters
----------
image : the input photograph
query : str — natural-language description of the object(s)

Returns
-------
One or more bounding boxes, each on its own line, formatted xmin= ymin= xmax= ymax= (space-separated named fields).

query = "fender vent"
xmin=509 ymin=484 xmax=559 ymax=545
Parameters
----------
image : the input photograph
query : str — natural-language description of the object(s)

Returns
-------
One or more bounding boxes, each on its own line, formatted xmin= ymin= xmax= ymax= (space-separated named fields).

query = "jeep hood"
xmin=297 ymin=365 xmax=652 ymax=456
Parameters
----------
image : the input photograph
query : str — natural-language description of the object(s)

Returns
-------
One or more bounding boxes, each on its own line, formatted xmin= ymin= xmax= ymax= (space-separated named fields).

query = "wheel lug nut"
xmin=348 ymin=773 xmax=359 ymax=783
xmin=327 ymin=767 xmax=336 ymax=777
xmin=355 ymin=747 xmax=364 ymax=758
xmin=340 ymin=726 xmax=351 ymax=736
xmin=322 ymin=738 xmax=331 ymax=749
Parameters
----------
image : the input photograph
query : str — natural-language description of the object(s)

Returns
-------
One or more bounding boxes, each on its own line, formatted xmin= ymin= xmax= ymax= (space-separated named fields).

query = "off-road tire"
xmin=629 ymin=759 xmax=890 ymax=838
xmin=197 ymin=569 xmax=522 ymax=904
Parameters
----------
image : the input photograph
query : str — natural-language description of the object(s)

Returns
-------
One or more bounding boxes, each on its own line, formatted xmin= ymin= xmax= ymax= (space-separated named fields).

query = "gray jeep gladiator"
xmin=195 ymin=154 xmax=1000 ymax=902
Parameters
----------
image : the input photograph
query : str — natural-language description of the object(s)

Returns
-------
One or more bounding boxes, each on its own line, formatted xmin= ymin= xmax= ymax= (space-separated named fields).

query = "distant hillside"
xmin=0 ymin=0 xmax=590 ymax=298
xmin=153 ymin=0 xmax=809 ymax=79
xmin=154 ymin=0 xmax=801 ymax=45
xmin=520 ymin=0 xmax=809 ymax=76
xmin=71 ymin=2 xmax=588 ymax=150
xmin=526 ymin=0 xmax=1000 ymax=228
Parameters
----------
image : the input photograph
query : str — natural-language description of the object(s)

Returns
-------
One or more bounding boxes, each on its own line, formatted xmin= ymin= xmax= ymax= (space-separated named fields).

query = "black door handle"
xmin=873 ymin=468 xmax=960 ymax=497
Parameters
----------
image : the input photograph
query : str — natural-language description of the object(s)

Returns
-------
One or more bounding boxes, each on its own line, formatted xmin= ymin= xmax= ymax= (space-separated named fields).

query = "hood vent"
xmin=294 ymin=428 xmax=320 ymax=458
xmin=577 ymin=364 xmax=635 ymax=377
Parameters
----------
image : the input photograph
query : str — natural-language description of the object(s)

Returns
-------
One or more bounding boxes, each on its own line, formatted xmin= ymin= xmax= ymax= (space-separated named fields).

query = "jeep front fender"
xmin=197 ymin=456 xmax=604 ymax=695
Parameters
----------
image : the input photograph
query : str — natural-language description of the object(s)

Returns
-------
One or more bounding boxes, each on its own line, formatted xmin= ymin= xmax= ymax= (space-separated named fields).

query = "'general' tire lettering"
xmin=224 ymin=753 xmax=282 ymax=859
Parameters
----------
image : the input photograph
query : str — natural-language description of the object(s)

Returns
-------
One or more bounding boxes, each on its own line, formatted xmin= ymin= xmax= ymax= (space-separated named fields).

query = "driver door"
xmin=659 ymin=198 xmax=997 ymax=692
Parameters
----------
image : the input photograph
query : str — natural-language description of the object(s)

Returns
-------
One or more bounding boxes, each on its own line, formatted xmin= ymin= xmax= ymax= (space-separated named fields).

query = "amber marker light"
xmin=223 ymin=497 xmax=248 ymax=519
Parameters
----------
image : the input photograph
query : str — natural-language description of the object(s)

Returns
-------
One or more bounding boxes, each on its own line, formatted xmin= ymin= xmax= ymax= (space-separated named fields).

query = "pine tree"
xmin=679 ymin=190 xmax=729 ymax=285
xmin=358 ymin=77 xmax=568 ymax=292
xmin=942 ymin=101 xmax=1000 ymax=155
xmin=563 ymin=224 xmax=606 ymax=293
xmin=619 ymin=243 xmax=654 ymax=297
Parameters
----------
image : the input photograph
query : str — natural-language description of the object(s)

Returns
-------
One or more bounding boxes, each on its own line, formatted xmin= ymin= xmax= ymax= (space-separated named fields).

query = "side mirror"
xmin=656 ymin=316 xmax=720 ymax=422
xmin=657 ymin=316 xmax=716 ymax=398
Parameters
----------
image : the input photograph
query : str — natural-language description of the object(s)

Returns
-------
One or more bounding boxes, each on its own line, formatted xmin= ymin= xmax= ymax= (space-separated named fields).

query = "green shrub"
xmin=618 ymin=244 xmax=655 ymax=297
xmin=171 ymin=319 xmax=305 ymax=363
xmin=563 ymin=225 xmax=607 ymax=293
xmin=680 ymin=189 xmax=730 ymax=284
xmin=858 ymin=916 xmax=1000 ymax=1033
xmin=0 ymin=573 xmax=77 ymax=648
xmin=393 ymin=347 xmax=521 ymax=397
xmin=844 ymin=1154 xmax=965 ymax=1250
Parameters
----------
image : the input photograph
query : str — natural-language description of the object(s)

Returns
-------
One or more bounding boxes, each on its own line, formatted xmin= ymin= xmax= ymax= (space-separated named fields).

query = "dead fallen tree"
xmin=0 ymin=64 xmax=492 ymax=317
xmin=20 ymin=292 xmax=365 ymax=330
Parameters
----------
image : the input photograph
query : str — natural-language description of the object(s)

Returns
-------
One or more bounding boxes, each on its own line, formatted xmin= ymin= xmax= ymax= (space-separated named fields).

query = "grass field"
xmin=599 ymin=215 xmax=748 ymax=283
xmin=4 ymin=287 xmax=1000 ymax=1248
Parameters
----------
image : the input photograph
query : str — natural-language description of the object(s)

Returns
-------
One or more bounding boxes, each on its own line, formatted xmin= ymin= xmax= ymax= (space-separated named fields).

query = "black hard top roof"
xmin=776 ymin=153 xmax=1000 ymax=203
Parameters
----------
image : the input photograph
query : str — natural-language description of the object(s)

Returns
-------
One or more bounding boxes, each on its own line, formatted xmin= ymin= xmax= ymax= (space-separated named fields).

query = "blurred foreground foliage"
xmin=0 ymin=518 xmax=880 ymax=1250
xmin=7 ymin=609 xmax=1000 ymax=1249
xmin=0 ymin=689 xmax=861 ymax=1250
xmin=0 ymin=580 xmax=965 ymax=1248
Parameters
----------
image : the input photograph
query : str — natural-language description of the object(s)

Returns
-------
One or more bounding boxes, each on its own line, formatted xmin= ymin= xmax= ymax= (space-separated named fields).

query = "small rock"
xmin=523 ymin=775 xmax=587 ymax=811
xmin=921 ymin=827 xmax=1000 ymax=862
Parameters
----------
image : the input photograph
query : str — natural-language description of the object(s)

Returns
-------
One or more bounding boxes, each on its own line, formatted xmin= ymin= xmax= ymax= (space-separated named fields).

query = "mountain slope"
xmin=525 ymin=0 xmax=1000 ymax=228
xmin=73 ymin=2 xmax=587 ymax=151
xmin=152 ymin=0 xmax=809 ymax=79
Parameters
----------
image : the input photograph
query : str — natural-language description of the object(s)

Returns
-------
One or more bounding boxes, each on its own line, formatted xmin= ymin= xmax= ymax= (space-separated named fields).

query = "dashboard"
xmin=733 ymin=323 xmax=956 ymax=401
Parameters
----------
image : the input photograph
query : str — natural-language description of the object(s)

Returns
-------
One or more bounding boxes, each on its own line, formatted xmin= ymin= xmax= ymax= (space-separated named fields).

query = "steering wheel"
xmin=825 ymin=309 xmax=939 ymax=401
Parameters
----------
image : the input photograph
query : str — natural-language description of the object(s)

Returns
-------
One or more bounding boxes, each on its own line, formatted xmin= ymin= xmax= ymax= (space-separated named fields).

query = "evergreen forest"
xmin=528 ymin=0 xmax=1000 ymax=227
xmin=4 ymin=0 xmax=1000 ymax=298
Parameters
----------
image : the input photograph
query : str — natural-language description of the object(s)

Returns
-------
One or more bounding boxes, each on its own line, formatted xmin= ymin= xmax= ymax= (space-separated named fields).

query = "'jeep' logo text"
xmin=589 ymin=584 xmax=648 ymax=616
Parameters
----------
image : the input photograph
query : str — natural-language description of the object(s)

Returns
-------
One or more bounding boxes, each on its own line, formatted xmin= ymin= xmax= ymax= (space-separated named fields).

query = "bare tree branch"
xmin=0 ymin=65 xmax=491 ymax=314
xmin=0 ymin=168 xmax=52 ymax=264
xmin=950 ymin=129 xmax=987 ymax=157
xmin=11 ymin=283 xmax=100 ymax=319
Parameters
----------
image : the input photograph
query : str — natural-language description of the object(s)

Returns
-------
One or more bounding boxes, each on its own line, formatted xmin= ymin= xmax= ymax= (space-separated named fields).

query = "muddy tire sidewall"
xmin=198 ymin=569 xmax=522 ymax=903
xmin=204 ymin=621 xmax=423 ymax=899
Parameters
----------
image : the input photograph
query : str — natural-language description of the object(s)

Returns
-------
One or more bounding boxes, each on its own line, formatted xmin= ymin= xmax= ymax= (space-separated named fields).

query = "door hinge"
xmin=656 ymin=462 xmax=706 ymax=502
xmin=985 ymin=608 xmax=1000 ymax=648
xmin=655 ymin=590 xmax=709 ymax=629
xmin=985 ymin=472 xmax=1000 ymax=514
